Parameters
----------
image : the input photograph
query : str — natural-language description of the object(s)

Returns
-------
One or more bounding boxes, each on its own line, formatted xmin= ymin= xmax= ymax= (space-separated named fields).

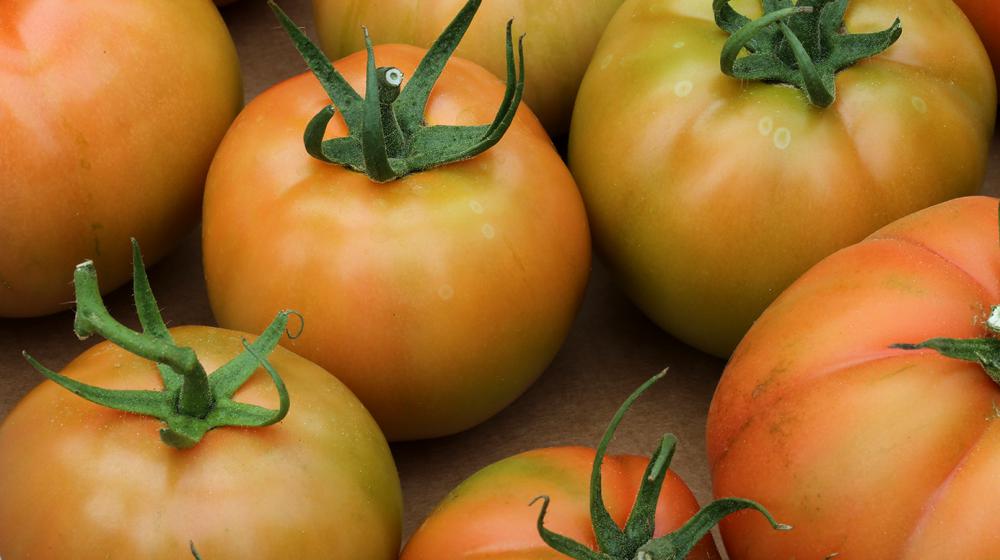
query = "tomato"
xmin=403 ymin=372 xmax=787 ymax=559
xmin=402 ymin=447 xmax=718 ymax=559
xmin=311 ymin=0 xmax=626 ymax=135
xmin=953 ymin=0 xmax=1000 ymax=88
xmin=203 ymin=3 xmax=591 ymax=441
xmin=0 ymin=0 xmax=242 ymax=318
xmin=569 ymin=0 xmax=996 ymax=357
xmin=707 ymin=196 xmax=1000 ymax=558
xmin=0 ymin=250 xmax=402 ymax=559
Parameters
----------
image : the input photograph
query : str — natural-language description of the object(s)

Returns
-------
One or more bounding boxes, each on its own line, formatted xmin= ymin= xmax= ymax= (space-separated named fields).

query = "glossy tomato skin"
xmin=203 ymin=46 xmax=591 ymax=441
xmin=0 ymin=326 xmax=402 ymax=559
xmin=954 ymin=0 xmax=1000 ymax=87
xmin=707 ymin=197 xmax=1000 ymax=558
xmin=401 ymin=447 xmax=719 ymax=559
xmin=0 ymin=0 xmax=242 ymax=318
xmin=570 ymin=0 xmax=996 ymax=357
xmin=311 ymin=0 xmax=626 ymax=135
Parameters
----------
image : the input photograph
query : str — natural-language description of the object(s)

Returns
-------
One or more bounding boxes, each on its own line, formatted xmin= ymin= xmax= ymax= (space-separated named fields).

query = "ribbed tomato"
xmin=708 ymin=196 xmax=1000 ymax=558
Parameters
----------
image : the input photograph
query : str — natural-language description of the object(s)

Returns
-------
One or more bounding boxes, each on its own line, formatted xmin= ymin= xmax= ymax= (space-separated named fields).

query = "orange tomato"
xmin=402 ymin=447 xmax=718 ymax=559
xmin=202 ymin=45 xmax=591 ymax=441
xmin=311 ymin=0 xmax=626 ymax=135
xmin=0 ymin=326 xmax=402 ymax=559
xmin=708 ymin=196 xmax=1000 ymax=558
xmin=0 ymin=0 xmax=242 ymax=317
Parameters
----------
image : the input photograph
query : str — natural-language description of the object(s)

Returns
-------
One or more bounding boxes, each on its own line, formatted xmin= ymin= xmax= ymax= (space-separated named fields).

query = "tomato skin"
xmin=569 ymin=0 xmax=996 ymax=357
xmin=953 ymin=0 xmax=1000 ymax=87
xmin=311 ymin=0 xmax=626 ymax=135
xmin=0 ymin=326 xmax=402 ymax=559
xmin=401 ymin=447 xmax=719 ymax=559
xmin=0 ymin=0 xmax=242 ymax=318
xmin=202 ymin=46 xmax=591 ymax=441
xmin=707 ymin=196 xmax=1000 ymax=558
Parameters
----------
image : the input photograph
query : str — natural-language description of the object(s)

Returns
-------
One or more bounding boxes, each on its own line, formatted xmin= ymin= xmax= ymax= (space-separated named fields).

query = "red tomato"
xmin=570 ymin=0 xmax=996 ymax=357
xmin=0 ymin=0 xmax=242 ymax=317
xmin=311 ymin=0 xmax=626 ymax=135
xmin=203 ymin=21 xmax=591 ymax=440
xmin=0 ymin=256 xmax=402 ymax=559
xmin=708 ymin=196 xmax=1000 ymax=558
xmin=402 ymin=447 xmax=719 ymax=559
xmin=953 ymin=0 xmax=1000 ymax=87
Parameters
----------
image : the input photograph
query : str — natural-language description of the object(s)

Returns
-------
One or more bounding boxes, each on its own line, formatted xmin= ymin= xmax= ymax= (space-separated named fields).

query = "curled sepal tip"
xmin=533 ymin=369 xmax=790 ymax=559
xmin=270 ymin=0 xmax=526 ymax=183
xmin=23 ymin=242 xmax=298 ymax=449
xmin=714 ymin=0 xmax=902 ymax=108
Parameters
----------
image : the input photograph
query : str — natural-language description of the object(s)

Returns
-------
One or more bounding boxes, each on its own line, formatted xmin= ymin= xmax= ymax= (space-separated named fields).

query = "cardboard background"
xmin=1 ymin=0 xmax=998 ymax=552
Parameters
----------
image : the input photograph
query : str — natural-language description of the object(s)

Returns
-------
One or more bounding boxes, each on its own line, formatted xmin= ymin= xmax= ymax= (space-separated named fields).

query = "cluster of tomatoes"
xmin=1 ymin=0 xmax=999 ymax=558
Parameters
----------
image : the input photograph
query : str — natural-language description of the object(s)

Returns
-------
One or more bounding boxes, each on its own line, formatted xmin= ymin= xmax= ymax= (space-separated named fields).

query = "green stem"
xmin=377 ymin=67 xmax=406 ymax=157
xmin=533 ymin=371 xmax=789 ymax=559
xmin=270 ymin=0 xmax=524 ymax=182
xmin=714 ymin=0 xmax=902 ymax=107
xmin=360 ymin=27 xmax=398 ymax=182
xmin=778 ymin=21 xmax=834 ymax=107
xmin=25 ymin=241 xmax=296 ymax=449
xmin=72 ymin=260 xmax=214 ymax=418
xmin=720 ymin=6 xmax=812 ymax=75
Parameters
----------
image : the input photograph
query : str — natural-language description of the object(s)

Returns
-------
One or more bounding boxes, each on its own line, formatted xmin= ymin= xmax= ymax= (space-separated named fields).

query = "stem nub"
xmin=24 ymin=239 xmax=297 ymax=449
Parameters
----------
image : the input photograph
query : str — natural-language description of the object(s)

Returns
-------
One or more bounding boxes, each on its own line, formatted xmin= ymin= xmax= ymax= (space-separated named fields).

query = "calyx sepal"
xmin=714 ymin=0 xmax=902 ymax=107
xmin=270 ymin=0 xmax=526 ymax=183
xmin=893 ymin=304 xmax=1000 ymax=387
xmin=24 ymin=240 xmax=300 ymax=449
xmin=532 ymin=370 xmax=790 ymax=560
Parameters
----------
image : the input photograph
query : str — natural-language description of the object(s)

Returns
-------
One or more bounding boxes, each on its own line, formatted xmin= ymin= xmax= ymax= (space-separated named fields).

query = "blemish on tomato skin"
xmin=673 ymin=80 xmax=693 ymax=97
xmin=773 ymin=127 xmax=792 ymax=150
xmin=481 ymin=224 xmax=495 ymax=239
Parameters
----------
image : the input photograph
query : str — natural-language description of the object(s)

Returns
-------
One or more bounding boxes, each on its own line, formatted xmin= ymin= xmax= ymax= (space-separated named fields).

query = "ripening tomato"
xmin=203 ymin=3 xmax=591 ymax=440
xmin=0 ymin=255 xmax=402 ymax=559
xmin=570 ymin=0 xmax=996 ymax=357
xmin=708 ymin=196 xmax=1000 ymax=558
xmin=0 ymin=0 xmax=242 ymax=317
xmin=311 ymin=0 xmax=626 ymax=135
xmin=402 ymin=372 xmax=788 ymax=559
xmin=401 ymin=447 xmax=719 ymax=560
xmin=953 ymin=0 xmax=1000 ymax=87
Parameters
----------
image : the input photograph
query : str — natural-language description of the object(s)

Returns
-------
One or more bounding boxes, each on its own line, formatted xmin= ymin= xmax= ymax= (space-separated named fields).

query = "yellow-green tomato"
xmin=311 ymin=0 xmax=626 ymax=135
xmin=569 ymin=0 xmax=996 ymax=357
xmin=0 ymin=0 xmax=242 ymax=317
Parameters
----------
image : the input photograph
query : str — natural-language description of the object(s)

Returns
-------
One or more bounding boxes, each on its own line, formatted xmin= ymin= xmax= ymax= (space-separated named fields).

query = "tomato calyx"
xmin=22 ymin=240 xmax=301 ymax=449
xmin=893 ymin=305 xmax=1000 ymax=388
xmin=714 ymin=0 xmax=902 ymax=108
xmin=270 ymin=0 xmax=526 ymax=184
xmin=532 ymin=370 xmax=791 ymax=560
